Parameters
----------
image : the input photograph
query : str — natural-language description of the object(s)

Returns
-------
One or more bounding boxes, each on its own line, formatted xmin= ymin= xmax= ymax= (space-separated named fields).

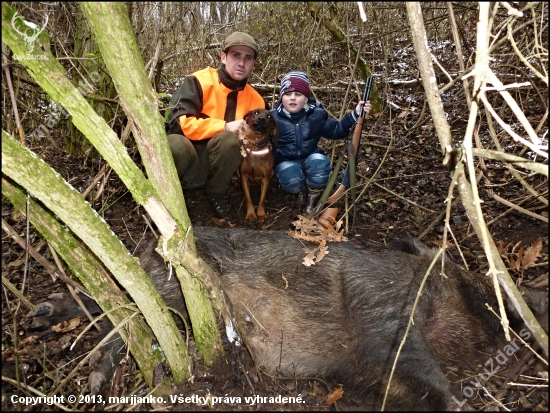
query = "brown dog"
xmin=238 ymin=109 xmax=278 ymax=221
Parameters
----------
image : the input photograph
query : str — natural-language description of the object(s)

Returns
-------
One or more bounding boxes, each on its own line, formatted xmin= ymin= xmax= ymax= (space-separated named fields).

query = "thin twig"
xmin=1 ymin=276 xmax=35 ymax=310
xmin=3 ymin=57 xmax=25 ymax=143
xmin=239 ymin=301 xmax=269 ymax=334
xmin=373 ymin=182 xmax=437 ymax=213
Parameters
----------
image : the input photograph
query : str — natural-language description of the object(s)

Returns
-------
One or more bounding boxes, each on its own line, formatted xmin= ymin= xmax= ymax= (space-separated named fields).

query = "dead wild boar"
xmin=28 ymin=226 xmax=511 ymax=409
xmin=187 ymin=227 xmax=503 ymax=410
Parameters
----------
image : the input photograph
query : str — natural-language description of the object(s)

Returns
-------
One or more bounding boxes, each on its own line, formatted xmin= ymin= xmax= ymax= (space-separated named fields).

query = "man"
xmin=166 ymin=32 xmax=266 ymax=223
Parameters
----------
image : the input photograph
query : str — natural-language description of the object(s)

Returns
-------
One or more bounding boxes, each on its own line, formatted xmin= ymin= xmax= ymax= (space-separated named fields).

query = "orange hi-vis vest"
xmin=175 ymin=67 xmax=265 ymax=140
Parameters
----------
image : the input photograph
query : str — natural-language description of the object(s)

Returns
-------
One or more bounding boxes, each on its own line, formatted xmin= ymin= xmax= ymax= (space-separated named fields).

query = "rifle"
xmin=312 ymin=76 xmax=374 ymax=221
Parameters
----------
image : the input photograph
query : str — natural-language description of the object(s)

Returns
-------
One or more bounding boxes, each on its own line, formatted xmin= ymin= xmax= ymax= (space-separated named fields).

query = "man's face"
xmin=221 ymin=45 xmax=256 ymax=81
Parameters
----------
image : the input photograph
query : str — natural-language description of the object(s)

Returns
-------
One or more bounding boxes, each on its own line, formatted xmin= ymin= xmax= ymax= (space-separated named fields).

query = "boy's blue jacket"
xmin=270 ymin=99 xmax=359 ymax=165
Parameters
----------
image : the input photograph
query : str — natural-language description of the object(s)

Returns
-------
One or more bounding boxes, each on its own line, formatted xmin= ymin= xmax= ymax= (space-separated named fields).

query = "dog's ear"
xmin=244 ymin=110 xmax=252 ymax=123
xmin=269 ymin=114 xmax=279 ymax=146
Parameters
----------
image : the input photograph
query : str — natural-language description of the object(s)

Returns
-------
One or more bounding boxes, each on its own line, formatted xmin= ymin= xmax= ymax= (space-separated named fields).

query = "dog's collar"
xmin=246 ymin=146 xmax=270 ymax=156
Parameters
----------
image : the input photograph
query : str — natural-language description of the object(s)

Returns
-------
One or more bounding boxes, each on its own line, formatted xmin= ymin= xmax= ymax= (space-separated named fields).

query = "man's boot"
xmin=304 ymin=185 xmax=324 ymax=216
xmin=207 ymin=193 xmax=235 ymax=223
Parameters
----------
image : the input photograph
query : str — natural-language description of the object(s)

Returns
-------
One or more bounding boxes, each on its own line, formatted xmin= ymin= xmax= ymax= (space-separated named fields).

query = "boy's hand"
xmin=355 ymin=100 xmax=372 ymax=117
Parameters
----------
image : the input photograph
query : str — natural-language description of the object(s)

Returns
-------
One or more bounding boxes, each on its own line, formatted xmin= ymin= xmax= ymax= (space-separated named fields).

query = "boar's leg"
xmin=379 ymin=328 xmax=452 ymax=410
xmin=26 ymin=292 xmax=126 ymax=395
xmin=26 ymin=292 xmax=101 ymax=330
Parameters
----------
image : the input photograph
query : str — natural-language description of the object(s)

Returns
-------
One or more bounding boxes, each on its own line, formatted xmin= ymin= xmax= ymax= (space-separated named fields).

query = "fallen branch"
xmin=488 ymin=190 xmax=548 ymax=223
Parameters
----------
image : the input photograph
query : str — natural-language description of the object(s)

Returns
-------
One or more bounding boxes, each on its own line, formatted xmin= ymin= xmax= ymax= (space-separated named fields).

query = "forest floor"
xmin=2 ymin=83 xmax=548 ymax=410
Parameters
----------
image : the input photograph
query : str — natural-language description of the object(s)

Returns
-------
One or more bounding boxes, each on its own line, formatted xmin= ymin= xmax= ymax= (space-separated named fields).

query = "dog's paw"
xmin=245 ymin=212 xmax=258 ymax=221
xmin=256 ymin=208 xmax=266 ymax=222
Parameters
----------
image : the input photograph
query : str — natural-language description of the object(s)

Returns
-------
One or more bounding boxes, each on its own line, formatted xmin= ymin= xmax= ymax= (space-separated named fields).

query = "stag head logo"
xmin=11 ymin=12 xmax=49 ymax=54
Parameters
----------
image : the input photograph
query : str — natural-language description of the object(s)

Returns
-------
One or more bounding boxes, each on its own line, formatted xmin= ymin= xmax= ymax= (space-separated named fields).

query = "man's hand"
xmin=224 ymin=119 xmax=248 ymax=133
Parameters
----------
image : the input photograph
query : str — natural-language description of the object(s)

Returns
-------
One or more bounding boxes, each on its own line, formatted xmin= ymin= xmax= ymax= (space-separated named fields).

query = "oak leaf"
xmin=52 ymin=317 xmax=81 ymax=333
xmin=289 ymin=215 xmax=347 ymax=265
xmin=325 ymin=386 xmax=344 ymax=404
xmin=302 ymin=248 xmax=317 ymax=266
xmin=521 ymin=238 xmax=543 ymax=270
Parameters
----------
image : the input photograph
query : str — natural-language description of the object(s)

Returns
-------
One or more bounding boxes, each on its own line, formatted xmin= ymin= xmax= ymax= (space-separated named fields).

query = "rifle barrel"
xmin=359 ymin=77 xmax=374 ymax=118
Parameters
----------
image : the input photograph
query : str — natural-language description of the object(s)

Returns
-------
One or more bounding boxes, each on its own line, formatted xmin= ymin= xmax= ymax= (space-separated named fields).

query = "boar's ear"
xmin=388 ymin=237 xmax=432 ymax=257
xmin=269 ymin=114 xmax=279 ymax=146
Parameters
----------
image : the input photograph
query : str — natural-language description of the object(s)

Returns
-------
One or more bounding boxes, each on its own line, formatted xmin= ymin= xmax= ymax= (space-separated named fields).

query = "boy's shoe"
xmin=304 ymin=186 xmax=324 ymax=216
xmin=297 ymin=187 xmax=307 ymax=213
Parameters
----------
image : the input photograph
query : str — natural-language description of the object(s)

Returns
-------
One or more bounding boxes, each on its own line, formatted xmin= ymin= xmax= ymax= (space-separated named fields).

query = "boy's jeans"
xmin=275 ymin=153 xmax=331 ymax=193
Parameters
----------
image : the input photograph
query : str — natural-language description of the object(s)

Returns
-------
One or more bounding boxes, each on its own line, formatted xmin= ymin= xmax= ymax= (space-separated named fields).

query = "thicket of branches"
xmin=4 ymin=2 xmax=547 ymax=148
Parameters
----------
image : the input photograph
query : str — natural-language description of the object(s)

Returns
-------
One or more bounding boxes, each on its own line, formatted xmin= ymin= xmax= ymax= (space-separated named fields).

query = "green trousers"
xmin=167 ymin=131 xmax=241 ymax=197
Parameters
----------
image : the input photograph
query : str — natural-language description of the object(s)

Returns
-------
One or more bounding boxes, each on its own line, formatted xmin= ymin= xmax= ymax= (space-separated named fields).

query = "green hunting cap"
xmin=222 ymin=32 xmax=259 ymax=58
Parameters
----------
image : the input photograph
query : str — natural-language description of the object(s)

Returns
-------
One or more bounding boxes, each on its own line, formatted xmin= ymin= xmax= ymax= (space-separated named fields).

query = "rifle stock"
xmin=326 ymin=182 xmax=346 ymax=205
xmin=313 ymin=76 xmax=374 ymax=217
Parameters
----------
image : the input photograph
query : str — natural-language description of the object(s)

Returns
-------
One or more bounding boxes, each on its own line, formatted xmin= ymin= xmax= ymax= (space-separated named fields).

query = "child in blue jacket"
xmin=271 ymin=71 xmax=371 ymax=214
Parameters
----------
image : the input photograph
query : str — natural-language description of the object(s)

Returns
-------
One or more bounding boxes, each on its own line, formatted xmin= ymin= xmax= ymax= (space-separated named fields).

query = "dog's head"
xmin=244 ymin=109 xmax=279 ymax=147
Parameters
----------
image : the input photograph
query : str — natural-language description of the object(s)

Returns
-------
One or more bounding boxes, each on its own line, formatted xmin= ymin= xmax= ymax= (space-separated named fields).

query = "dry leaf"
xmin=515 ymin=246 xmax=525 ymax=271
xmin=281 ymin=274 xmax=289 ymax=289
xmin=495 ymin=240 xmax=512 ymax=255
xmin=522 ymin=238 xmax=543 ymax=270
xmin=302 ymin=248 xmax=317 ymax=266
xmin=318 ymin=215 xmax=336 ymax=229
xmin=211 ymin=217 xmax=236 ymax=228
xmin=315 ymin=240 xmax=329 ymax=262
xmin=396 ymin=109 xmax=409 ymax=119
xmin=52 ymin=317 xmax=81 ymax=333
xmin=325 ymin=386 xmax=344 ymax=404
xmin=18 ymin=335 xmax=38 ymax=347
xmin=289 ymin=215 xmax=347 ymax=265
xmin=431 ymin=239 xmax=453 ymax=249
xmin=237 ymin=124 xmax=260 ymax=157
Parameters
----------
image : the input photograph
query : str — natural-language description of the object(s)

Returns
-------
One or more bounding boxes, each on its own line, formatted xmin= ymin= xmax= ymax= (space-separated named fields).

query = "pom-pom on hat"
xmin=222 ymin=32 xmax=259 ymax=58
xmin=280 ymin=71 xmax=311 ymax=98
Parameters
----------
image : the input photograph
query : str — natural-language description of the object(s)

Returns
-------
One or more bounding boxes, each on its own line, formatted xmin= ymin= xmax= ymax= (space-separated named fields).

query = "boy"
xmin=271 ymin=71 xmax=371 ymax=214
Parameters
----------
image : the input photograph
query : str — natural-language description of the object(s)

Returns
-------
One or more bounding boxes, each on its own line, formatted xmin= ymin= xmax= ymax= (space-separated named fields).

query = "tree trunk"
xmin=2 ymin=2 xmax=190 ymax=383
xmin=65 ymin=4 xmax=118 ymax=156
xmin=3 ymin=0 xmax=233 ymax=377
xmin=79 ymin=1 xmax=225 ymax=365
xmin=1 ymin=176 xmax=176 ymax=394
xmin=1 ymin=131 xmax=190 ymax=385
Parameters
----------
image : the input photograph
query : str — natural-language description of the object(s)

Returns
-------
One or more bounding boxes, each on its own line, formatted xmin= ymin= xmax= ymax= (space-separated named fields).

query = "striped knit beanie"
xmin=280 ymin=71 xmax=311 ymax=98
